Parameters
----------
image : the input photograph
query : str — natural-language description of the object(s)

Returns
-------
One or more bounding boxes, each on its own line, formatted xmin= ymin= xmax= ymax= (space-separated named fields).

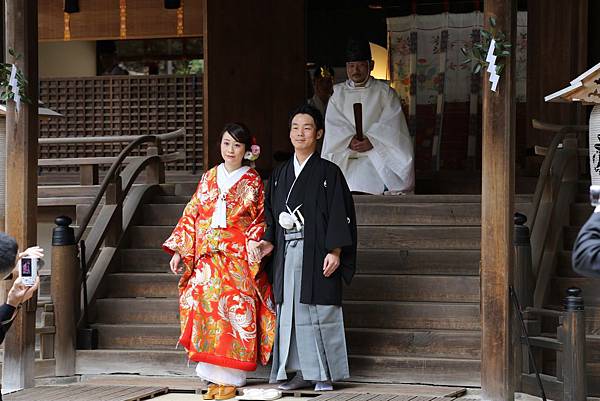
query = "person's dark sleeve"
xmin=262 ymin=174 xmax=277 ymax=244
xmin=0 ymin=303 xmax=17 ymax=344
xmin=325 ymin=167 xmax=357 ymax=285
xmin=572 ymin=212 xmax=600 ymax=278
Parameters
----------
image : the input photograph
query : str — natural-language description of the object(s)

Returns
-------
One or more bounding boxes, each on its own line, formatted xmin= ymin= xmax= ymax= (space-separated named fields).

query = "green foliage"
xmin=173 ymin=59 xmax=204 ymax=75
xmin=461 ymin=16 xmax=512 ymax=77
xmin=0 ymin=49 xmax=31 ymax=104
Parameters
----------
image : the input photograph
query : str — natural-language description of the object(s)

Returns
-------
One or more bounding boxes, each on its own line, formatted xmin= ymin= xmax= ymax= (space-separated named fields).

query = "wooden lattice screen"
xmin=39 ymin=74 xmax=203 ymax=172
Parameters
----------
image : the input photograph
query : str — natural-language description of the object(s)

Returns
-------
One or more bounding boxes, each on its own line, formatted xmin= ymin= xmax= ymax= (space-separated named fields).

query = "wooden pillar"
xmin=51 ymin=217 xmax=78 ymax=377
xmin=480 ymin=0 xmax=516 ymax=400
xmin=2 ymin=0 xmax=39 ymax=392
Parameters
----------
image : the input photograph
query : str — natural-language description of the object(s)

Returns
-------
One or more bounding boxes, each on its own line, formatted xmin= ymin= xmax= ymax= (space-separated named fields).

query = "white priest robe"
xmin=322 ymin=77 xmax=414 ymax=194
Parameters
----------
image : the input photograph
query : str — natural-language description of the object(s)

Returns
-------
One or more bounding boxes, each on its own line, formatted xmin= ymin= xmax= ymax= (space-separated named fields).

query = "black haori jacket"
xmin=263 ymin=153 xmax=357 ymax=305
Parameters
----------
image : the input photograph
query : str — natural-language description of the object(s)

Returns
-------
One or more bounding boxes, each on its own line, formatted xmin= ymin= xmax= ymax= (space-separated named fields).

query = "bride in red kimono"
xmin=163 ymin=123 xmax=275 ymax=400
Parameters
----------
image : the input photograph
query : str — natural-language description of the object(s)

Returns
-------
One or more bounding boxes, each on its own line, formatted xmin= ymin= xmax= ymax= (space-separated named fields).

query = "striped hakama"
xmin=270 ymin=230 xmax=350 ymax=383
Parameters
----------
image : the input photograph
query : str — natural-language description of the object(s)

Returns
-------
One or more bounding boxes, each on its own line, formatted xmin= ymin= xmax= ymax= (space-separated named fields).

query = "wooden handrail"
xmin=531 ymin=119 xmax=588 ymax=134
xmin=527 ymin=120 xmax=580 ymax=308
xmin=528 ymin=132 xmax=566 ymax=230
xmin=74 ymin=128 xmax=184 ymax=243
xmin=39 ymin=129 xmax=185 ymax=145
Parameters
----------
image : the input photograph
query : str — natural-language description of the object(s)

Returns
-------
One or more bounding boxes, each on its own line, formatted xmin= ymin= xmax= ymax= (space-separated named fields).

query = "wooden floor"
xmin=80 ymin=376 xmax=468 ymax=398
xmin=311 ymin=394 xmax=473 ymax=401
xmin=4 ymin=384 xmax=168 ymax=401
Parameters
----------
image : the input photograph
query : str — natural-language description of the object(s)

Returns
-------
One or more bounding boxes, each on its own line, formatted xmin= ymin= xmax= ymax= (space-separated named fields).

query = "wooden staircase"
xmin=550 ymin=189 xmax=600 ymax=394
xmin=76 ymin=182 xmax=531 ymax=386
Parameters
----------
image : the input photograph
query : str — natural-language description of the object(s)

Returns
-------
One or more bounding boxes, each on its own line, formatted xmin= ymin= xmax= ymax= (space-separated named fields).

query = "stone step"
xmin=104 ymin=272 xmax=478 ymax=303
xmin=93 ymin=298 xmax=480 ymax=331
xmin=118 ymin=248 xmax=481 ymax=276
xmin=74 ymin=349 xmax=480 ymax=386
xmin=126 ymin=225 xmax=481 ymax=250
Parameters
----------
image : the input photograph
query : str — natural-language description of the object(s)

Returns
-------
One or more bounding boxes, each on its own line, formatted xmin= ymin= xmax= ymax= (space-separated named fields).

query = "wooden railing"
xmin=515 ymin=289 xmax=587 ymax=401
xmin=512 ymin=119 xmax=590 ymax=401
xmin=527 ymin=120 xmax=587 ymax=307
xmin=47 ymin=128 xmax=185 ymax=375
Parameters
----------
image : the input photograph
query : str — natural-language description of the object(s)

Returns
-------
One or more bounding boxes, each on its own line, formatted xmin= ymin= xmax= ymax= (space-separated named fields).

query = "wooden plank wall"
xmin=38 ymin=0 xmax=203 ymax=41
xmin=202 ymin=0 xmax=306 ymax=173
xmin=38 ymin=75 xmax=203 ymax=172
xmin=526 ymin=0 xmax=588 ymax=170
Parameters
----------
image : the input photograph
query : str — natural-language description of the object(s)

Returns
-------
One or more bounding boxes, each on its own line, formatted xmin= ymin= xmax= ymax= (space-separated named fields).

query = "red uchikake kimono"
xmin=162 ymin=166 xmax=275 ymax=371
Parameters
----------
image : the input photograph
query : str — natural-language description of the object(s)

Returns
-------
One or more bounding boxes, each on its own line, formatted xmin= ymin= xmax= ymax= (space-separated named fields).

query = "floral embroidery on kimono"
xmin=163 ymin=167 xmax=275 ymax=371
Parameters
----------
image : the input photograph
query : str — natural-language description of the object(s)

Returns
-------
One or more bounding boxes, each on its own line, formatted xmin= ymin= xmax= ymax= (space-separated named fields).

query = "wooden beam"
xmin=2 ymin=0 xmax=39 ymax=392
xmin=480 ymin=0 xmax=517 ymax=400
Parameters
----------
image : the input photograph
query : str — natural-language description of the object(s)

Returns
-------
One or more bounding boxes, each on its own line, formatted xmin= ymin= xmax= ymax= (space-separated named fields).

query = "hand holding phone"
xmin=19 ymin=257 xmax=38 ymax=287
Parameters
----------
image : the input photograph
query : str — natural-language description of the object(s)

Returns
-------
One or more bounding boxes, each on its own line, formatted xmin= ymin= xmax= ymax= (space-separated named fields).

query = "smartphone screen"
xmin=21 ymin=258 xmax=32 ymax=277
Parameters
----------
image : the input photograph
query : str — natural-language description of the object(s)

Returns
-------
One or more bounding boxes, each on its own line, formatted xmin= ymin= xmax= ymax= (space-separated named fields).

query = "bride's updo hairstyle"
xmin=221 ymin=123 xmax=252 ymax=151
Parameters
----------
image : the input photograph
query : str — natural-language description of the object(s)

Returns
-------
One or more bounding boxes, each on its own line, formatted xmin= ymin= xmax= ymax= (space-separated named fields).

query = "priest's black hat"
xmin=345 ymin=38 xmax=372 ymax=62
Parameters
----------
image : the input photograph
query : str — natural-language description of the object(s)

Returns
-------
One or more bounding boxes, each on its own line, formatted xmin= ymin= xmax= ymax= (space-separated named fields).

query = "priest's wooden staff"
xmin=353 ymin=103 xmax=364 ymax=141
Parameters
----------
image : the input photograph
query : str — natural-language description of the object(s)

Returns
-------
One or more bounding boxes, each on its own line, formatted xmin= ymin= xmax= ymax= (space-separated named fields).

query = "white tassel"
xmin=211 ymin=193 xmax=227 ymax=228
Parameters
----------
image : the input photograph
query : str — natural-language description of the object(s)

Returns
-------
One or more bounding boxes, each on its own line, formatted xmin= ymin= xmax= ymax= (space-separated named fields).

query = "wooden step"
xmin=118 ymin=248 xmax=481 ymax=276
xmin=570 ymin=203 xmax=594 ymax=226
xmin=344 ymin=301 xmax=480 ymax=330
xmin=357 ymin=249 xmax=480 ymax=275
xmin=105 ymin=273 xmax=178 ymax=298
xmin=93 ymin=324 xmax=481 ymax=361
xmin=586 ymin=335 xmax=600 ymax=363
xmin=563 ymin=226 xmax=579 ymax=251
xmin=75 ymin=349 xmax=479 ymax=386
xmin=38 ymin=185 xmax=100 ymax=198
xmin=126 ymin=225 xmax=481 ymax=250
xmin=119 ymin=249 xmax=172 ymax=272
xmin=141 ymin=201 xmax=528 ymax=227
xmin=348 ymin=355 xmax=480 ymax=386
xmin=150 ymin=195 xmax=191 ymax=204
xmin=104 ymin=272 xmax=477 ymax=302
xmin=76 ymin=349 xmax=195 ymax=377
xmin=555 ymin=251 xmax=581 ymax=278
xmin=344 ymin=275 xmax=479 ymax=303
xmin=586 ymin=306 xmax=600 ymax=335
xmin=94 ymin=298 xmax=179 ymax=324
xmin=141 ymin=202 xmax=527 ymax=227
xmin=359 ymin=226 xmax=480 ymax=250
xmin=75 ymin=349 xmax=268 ymax=378
xmin=355 ymin=193 xmax=532 ymax=204
xmin=174 ymin=182 xmax=198 ymax=196
xmin=93 ymin=323 xmax=179 ymax=349
xmin=346 ymin=328 xmax=480 ymax=359
xmin=93 ymin=298 xmax=480 ymax=330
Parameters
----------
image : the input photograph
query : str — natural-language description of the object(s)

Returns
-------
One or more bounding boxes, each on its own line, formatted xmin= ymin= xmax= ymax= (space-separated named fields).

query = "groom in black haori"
xmin=255 ymin=104 xmax=357 ymax=391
